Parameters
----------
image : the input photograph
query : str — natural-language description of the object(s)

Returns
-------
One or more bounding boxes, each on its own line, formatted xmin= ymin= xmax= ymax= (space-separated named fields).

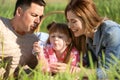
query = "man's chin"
xmin=28 ymin=30 xmax=34 ymax=34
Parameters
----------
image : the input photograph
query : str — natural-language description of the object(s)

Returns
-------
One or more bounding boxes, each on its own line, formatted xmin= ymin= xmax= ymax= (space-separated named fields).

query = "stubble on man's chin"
xmin=28 ymin=30 xmax=35 ymax=34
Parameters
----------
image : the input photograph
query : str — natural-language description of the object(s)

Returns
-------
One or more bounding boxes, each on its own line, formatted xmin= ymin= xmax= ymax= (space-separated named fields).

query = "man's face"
xmin=18 ymin=3 xmax=44 ymax=34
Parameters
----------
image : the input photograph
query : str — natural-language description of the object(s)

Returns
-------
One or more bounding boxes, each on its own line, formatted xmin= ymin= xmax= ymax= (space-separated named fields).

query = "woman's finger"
xmin=50 ymin=62 xmax=67 ymax=73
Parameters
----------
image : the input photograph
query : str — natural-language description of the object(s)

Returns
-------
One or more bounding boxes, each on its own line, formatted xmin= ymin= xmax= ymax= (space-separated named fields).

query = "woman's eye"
xmin=71 ymin=20 xmax=77 ymax=23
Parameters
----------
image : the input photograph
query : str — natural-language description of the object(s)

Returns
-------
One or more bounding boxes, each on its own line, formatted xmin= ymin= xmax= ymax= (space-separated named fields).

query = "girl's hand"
xmin=33 ymin=42 xmax=51 ymax=74
xmin=32 ymin=41 xmax=44 ymax=59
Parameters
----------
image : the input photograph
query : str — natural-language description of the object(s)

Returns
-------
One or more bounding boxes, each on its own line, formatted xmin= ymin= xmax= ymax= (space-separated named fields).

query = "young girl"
xmin=33 ymin=22 xmax=83 ymax=74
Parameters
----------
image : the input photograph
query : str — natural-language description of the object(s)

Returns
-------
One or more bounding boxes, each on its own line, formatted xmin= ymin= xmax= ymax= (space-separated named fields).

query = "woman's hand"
xmin=70 ymin=66 xmax=81 ymax=73
xmin=49 ymin=62 xmax=81 ymax=74
xmin=49 ymin=62 xmax=67 ymax=73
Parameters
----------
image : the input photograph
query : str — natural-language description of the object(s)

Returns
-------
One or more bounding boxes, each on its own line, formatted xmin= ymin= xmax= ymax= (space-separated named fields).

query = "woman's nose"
xmin=68 ymin=22 xmax=74 ymax=28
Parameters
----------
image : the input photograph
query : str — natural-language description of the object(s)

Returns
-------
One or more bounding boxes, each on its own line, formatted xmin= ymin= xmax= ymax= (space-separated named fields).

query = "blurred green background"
xmin=0 ymin=0 xmax=120 ymax=32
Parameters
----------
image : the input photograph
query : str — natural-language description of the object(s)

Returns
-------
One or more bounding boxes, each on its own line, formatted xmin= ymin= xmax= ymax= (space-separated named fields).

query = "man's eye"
xmin=32 ymin=14 xmax=37 ymax=17
xmin=39 ymin=15 xmax=43 ymax=20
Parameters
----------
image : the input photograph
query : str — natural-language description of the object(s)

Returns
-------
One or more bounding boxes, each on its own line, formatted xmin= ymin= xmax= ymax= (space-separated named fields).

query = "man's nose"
xmin=35 ymin=17 xmax=40 ymax=24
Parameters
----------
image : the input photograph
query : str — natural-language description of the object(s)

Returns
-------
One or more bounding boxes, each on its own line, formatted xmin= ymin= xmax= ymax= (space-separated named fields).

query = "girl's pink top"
xmin=38 ymin=45 xmax=80 ymax=67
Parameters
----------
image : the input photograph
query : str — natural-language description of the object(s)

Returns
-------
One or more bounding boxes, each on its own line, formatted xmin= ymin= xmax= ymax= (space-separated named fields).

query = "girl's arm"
xmin=33 ymin=41 xmax=50 ymax=73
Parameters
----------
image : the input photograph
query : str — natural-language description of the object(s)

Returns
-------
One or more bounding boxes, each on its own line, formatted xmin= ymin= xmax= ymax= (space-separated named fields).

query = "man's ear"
xmin=66 ymin=38 xmax=72 ymax=45
xmin=16 ymin=7 xmax=23 ymax=16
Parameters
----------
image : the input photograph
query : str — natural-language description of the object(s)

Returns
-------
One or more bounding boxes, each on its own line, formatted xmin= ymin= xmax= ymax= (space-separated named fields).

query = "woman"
xmin=65 ymin=0 xmax=120 ymax=79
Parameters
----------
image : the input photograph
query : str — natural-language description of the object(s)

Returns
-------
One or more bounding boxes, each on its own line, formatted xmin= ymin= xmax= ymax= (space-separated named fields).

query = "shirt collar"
xmin=93 ymin=28 xmax=101 ymax=46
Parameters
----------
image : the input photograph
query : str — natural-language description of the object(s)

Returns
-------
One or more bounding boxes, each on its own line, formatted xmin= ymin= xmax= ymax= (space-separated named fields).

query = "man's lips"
xmin=72 ymin=29 xmax=78 ymax=33
xmin=31 ymin=24 xmax=38 ymax=30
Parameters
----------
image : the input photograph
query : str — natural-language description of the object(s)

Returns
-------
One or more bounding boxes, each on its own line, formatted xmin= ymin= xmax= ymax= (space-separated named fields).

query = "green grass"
xmin=1 ymin=0 xmax=120 ymax=32
xmin=94 ymin=0 xmax=120 ymax=24
xmin=40 ymin=3 xmax=66 ymax=32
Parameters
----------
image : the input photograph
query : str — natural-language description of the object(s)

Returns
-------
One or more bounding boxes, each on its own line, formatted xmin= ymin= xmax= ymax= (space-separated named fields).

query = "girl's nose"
xmin=54 ymin=37 xmax=59 ymax=40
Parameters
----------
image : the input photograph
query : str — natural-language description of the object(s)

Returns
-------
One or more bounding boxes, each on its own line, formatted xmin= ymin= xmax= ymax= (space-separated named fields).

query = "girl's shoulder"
xmin=44 ymin=44 xmax=54 ymax=54
xmin=71 ymin=47 xmax=79 ymax=54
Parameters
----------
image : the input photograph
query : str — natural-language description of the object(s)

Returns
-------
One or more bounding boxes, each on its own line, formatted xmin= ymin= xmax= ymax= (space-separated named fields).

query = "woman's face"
xmin=66 ymin=10 xmax=85 ymax=37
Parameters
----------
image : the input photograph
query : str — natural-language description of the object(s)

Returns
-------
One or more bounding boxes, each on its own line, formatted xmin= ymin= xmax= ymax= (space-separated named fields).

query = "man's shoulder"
xmin=0 ymin=17 xmax=8 ymax=26
xmin=0 ymin=16 xmax=5 ymax=22
xmin=0 ymin=17 xmax=10 ymax=31
xmin=0 ymin=17 xmax=4 ymax=30
xmin=0 ymin=17 xmax=3 ymax=24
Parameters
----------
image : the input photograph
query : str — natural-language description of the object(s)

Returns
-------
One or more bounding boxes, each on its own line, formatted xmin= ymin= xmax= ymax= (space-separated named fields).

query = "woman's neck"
xmin=87 ymin=29 xmax=97 ymax=39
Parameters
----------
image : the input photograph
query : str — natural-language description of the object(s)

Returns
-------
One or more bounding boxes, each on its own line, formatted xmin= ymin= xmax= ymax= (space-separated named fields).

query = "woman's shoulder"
xmin=101 ymin=20 xmax=120 ymax=29
xmin=100 ymin=20 xmax=120 ymax=34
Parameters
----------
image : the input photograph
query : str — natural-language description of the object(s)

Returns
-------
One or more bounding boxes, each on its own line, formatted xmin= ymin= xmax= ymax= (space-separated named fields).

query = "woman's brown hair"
xmin=65 ymin=0 xmax=105 ymax=54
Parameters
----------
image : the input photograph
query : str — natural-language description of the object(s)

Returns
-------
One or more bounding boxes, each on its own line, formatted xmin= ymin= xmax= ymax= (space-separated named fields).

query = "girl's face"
xmin=49 ymin=32 xmax=71 ymax=53
xmin=66 ymin=10 xmax=85 ymax=37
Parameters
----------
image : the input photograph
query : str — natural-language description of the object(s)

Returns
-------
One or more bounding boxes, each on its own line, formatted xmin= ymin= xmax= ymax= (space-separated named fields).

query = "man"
xmin=0 ymin=0 xmax=47 ymax=78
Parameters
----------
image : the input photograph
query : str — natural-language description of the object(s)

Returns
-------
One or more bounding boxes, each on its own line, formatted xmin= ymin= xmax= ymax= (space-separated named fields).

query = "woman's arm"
xmin=97 ymin=23 xmax=120 ymax=79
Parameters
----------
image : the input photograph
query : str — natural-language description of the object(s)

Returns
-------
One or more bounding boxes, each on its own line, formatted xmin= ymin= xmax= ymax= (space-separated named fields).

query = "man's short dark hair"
xmin=13 ymin=0 xmax=46 ymax=16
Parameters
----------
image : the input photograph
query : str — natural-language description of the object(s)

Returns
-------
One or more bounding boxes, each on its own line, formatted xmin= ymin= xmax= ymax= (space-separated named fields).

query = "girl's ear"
xmin=66 ymin=38 xmax=72 ymax=45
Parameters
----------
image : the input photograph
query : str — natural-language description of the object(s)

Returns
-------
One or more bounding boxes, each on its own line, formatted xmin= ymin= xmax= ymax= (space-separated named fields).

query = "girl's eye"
xmin=51 ymin=35 xmax=55 ymax=38
xmin=50 ymin=35 xmax=63 ymax=39
xmin=58 ymin=35 xmax=63 ymax=38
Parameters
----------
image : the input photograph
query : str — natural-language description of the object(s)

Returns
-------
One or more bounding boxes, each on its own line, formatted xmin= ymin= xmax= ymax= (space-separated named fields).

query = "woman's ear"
xmin=66 ymin=38 xmax=72 ymax=45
